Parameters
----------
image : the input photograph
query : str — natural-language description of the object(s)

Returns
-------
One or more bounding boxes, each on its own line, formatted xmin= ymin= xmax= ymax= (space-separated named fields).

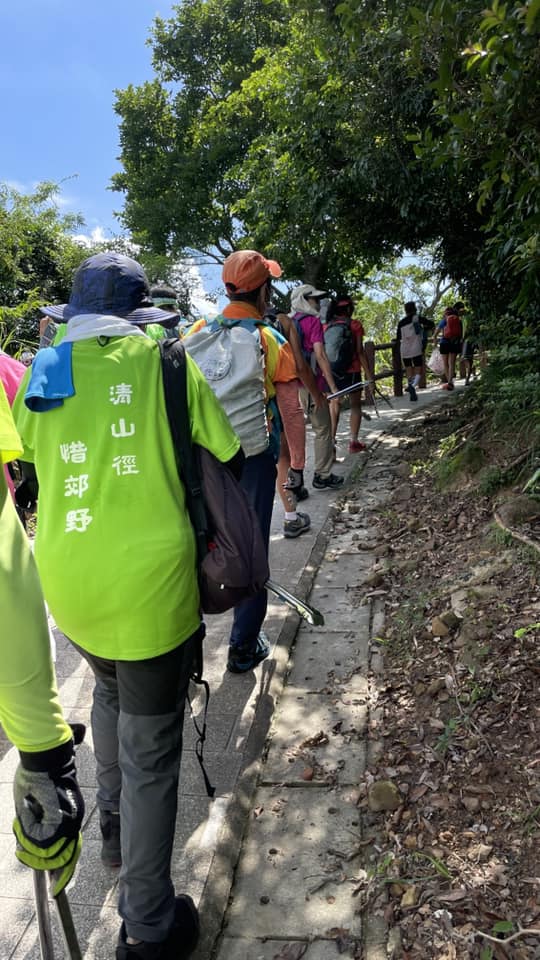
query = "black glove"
xmin=13 ymin=739 xmax=84 ymax=894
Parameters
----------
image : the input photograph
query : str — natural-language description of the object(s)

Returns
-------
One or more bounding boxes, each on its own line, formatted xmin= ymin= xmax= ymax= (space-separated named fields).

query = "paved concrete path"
xmin=0 ymin=381 xmax=459 ymax=959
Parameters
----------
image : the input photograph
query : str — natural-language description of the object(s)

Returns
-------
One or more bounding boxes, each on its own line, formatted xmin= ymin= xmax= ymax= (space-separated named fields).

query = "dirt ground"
xmin=357 ymin=394 xmax=540 ymax=959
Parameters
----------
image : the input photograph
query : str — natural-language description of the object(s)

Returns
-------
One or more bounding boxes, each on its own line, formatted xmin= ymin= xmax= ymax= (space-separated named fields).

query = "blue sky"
xmin=0 ymin=1 xmax=170 ymax=239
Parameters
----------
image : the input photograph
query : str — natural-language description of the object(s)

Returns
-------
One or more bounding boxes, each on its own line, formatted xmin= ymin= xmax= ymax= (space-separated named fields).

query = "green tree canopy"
xmin=113 ymin=0 xmax=539 ymax=321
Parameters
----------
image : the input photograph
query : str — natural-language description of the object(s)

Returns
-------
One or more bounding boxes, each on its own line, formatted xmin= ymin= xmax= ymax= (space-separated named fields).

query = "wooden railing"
xmin=363 ymin=340 xmax=428 ymax=399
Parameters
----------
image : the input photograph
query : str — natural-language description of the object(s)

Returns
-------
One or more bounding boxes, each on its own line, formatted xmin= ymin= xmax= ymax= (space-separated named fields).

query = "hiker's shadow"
xmin=182 ymin=652 xmax=277 ymax=798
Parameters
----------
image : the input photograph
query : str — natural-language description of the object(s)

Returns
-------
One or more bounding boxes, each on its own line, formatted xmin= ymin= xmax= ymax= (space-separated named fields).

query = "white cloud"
xmin=72 ymin=226 xmax=110 ymax=247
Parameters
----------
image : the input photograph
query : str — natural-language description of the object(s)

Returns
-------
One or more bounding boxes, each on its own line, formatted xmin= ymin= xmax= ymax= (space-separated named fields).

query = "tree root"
xmin=494 ymin=509 xmax=540 ymax=555
xmin=477 ymin=923 xmax=540 ymax=946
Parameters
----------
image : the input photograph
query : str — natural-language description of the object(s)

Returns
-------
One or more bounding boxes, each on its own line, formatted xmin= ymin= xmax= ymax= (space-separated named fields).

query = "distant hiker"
xmin=0 ymin=383 xmax=85 ymax=898
xmin=290 ymin=284 xmax=344 ymax=490
xmin=325 ymin=295 xmax=370 ymax=452
xmin=13 ymin=252 xmax=241 ymax=960
xmin=396 ymin=301 xmax=432 ymax=402
xmin=437 ymin=303 xmax=463 ymax=390
xmin=147 ymin=283 xmax=181 ymax=340
xmin=458 ymin=304 xmax=475 ymax=384
xmin=272 ymin=309 xmax=326 ymax=537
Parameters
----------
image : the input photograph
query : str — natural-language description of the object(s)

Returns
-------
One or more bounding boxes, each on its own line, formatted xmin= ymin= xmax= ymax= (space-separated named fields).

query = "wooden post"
xmin=420 ymin=356 xmax=427 ymax=388
xmin=392 ymin=340 xmax=403 ymax=397
xmin=364 ymin=340 xmax=376 ymax=406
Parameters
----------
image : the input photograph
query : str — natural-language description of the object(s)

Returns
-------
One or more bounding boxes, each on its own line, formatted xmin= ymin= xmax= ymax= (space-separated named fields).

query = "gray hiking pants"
xmin=299 ymin=387 xmax=334 ymax=478
xmin=72 ymin=628 xmax=201 ymax=942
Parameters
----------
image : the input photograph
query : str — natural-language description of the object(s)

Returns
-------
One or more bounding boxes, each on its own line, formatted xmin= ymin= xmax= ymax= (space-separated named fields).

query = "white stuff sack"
xmin=427 ymin=347 xmax=445 ymax=376
xmin=184 ymin=323 xmax=268 ymax=457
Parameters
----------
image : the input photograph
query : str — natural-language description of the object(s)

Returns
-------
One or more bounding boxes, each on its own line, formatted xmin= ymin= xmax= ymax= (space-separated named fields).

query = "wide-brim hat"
xmin=39 ymin=252 xmax=179 ymax=326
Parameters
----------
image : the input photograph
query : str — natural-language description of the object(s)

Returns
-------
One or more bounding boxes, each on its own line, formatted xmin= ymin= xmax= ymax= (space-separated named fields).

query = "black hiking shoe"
xmin=100 ymin=811 xmax=121 ymax=868
xmin=407 ymin=383 xmax=418 ymax=401
xmin=313 ymin=473 xmax=344 ymax=490
xmin=116 ymin=895 xmax=200 ymax=960
xmin=227 ymin=632 xmax=270 ymax=673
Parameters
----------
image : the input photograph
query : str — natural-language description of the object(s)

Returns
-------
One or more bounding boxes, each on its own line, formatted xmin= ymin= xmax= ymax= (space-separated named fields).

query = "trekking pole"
xmin=265 ymin=579 xmax=324 ymax=626
xmin=32 ymin=869 xmax=82 ymax=960
xmin=326 ymin=379 xmax=372 ymax=401
xmin=33 ymin=870 xmax=55 ymax=960
xmin=29 ymin=724 xmax=85 ymax=960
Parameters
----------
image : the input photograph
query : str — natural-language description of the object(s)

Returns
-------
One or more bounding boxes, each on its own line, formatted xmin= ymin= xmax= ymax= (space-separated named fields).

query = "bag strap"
xmin=159 ymin=339 xmax=208 ymax=563
xmin=158 ymin=338 xmax=215 ymax=799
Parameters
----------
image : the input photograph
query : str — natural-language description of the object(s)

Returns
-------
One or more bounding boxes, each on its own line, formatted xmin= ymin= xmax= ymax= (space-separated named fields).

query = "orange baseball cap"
xmin=222 ymin=250 xmax=282 ymax=294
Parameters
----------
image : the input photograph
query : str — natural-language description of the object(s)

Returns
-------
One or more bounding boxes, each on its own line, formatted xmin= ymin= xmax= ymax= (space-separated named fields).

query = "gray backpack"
xmin=183 ymin=316 xmax=268 ymax=457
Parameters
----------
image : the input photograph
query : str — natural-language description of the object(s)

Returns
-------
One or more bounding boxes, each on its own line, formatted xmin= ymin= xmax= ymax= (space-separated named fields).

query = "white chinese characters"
xmin=112 ymin=455 xmax=139 ymax=476
xmin=65 ymin=509 xmax=93 ymax=533
xmin=111 ymin=418 xmax=136 ymax=438
xmin=64 ymin=474 xmax=89 ymax=498
xmin=60 ymin=441 xmax=87 ymax=464
xmin=109 ymin=383 xmax=133 ymax=405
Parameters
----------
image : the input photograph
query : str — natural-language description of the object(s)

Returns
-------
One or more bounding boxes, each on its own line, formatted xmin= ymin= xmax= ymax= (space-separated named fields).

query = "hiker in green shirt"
xmin=13 ymin=252 xmax=241 ymax=960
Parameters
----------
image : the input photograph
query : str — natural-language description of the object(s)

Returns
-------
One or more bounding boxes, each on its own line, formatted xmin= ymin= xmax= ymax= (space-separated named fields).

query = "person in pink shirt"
xmin=290 ymin=285 xmax=344 ymax=490
xmin=0 ymin=351 xmax=26 ymax=498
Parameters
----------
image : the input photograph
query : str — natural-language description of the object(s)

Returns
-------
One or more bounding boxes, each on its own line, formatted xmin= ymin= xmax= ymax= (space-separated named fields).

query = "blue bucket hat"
xmin=39 ymin=252 xmax=179 ymax=326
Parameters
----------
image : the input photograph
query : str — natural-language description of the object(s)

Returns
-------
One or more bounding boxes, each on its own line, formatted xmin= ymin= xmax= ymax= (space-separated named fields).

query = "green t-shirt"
xmin=14 ymin=336 xmax=240 ymax=661
xmin=0 ymin=384 xmax=72 ymax=753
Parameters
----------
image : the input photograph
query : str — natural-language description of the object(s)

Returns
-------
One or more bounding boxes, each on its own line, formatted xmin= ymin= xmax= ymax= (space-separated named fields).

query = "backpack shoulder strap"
xmin=158 ymin=339 xmax=208 ymax=563
xmin=159 ymin=338 xmax=215 ymax=799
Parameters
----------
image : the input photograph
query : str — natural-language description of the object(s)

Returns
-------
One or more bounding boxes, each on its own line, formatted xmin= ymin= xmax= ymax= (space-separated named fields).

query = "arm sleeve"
xmin=185 ymin=353 xmax=242 ymax=463
xmin=0 ymin=456 xmax=72 ymax=755
xmin=11 ymin=370 xmax=36 ymax=463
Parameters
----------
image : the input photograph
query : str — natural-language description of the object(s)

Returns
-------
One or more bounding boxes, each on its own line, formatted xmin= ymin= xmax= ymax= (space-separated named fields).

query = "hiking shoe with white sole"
xmin=283 ymin=511 xmax=311 ymax=539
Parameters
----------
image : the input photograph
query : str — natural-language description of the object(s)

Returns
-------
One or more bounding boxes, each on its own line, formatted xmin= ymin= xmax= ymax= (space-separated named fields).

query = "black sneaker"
xmin=408 ymin=383 xmax=418 ymax=401
xmin=116 ymin=895 xmax=200 ymax=960
xmin=227 ymin=631 xmax=270 ymax=673
xmin=296 ymin=486 xmax=309 ymax=501
xmin=100 ymin=811 xmax=121 ymax=868
xmin=313 ymin=473 xmax=344 ymax=490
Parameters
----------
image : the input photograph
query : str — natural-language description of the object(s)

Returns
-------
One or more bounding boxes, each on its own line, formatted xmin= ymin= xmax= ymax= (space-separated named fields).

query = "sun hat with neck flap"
xmin=39 ymin=252 xmax=180 ymax=326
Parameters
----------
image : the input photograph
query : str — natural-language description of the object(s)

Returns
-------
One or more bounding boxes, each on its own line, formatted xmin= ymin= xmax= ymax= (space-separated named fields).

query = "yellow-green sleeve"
xmin=11 ymin=370 xmax=35 ymax=463
xmin=0 ymin=384 xmax=71 ymax=753
xmin=186 ymin=353 xmax=241 ymax=461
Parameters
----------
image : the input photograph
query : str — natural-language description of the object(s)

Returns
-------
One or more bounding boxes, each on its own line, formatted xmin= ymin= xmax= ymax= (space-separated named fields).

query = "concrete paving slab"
xmin=180 ymin=747 xmax=244 ymax=798
xmin=11 ymin=904 xmax=120 ymax=960
xmin=263 ymin=689 xmax=367 ymax=785
xmin=315 ymin=557 xmax=373 ymax=588
xmin=217 ymin=937 xmax=358 ymax=960
xmin=225 ymin=786 xmax=362 ymax=940
xmin=307 ymin=585 xmax=365 ymax=626
xmin=0 ymin=897 xmax=35 ymax=960
xmin=286 ymin=628 xmax=370 ymax=693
